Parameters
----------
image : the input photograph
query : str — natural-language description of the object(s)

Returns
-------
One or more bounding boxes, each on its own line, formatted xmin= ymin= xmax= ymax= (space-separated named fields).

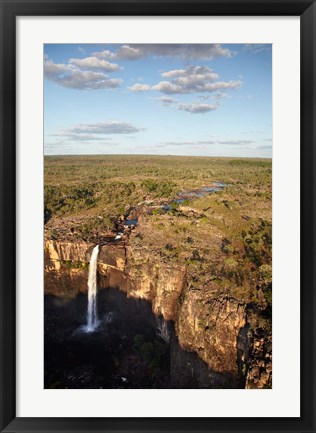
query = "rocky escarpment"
xmin=44 ymin=239 xmax=272 ymax=389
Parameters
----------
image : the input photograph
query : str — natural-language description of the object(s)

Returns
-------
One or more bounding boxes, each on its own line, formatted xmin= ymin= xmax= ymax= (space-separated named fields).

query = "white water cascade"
xmin=157 ymin=317 xmax=170 ymax=343
xmin=86 ymin=245 xmax=99 ymax=332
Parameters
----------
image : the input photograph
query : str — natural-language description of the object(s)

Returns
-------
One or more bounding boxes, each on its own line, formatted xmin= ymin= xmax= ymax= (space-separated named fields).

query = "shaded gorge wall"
xmin=45 ymin=288 xmax=245 ymax=389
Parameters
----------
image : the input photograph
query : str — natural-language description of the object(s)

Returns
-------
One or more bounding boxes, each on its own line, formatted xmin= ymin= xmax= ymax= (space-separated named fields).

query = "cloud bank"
xmin=44 ymin=57 xmax=122 ymax=90
xmin=94 ymin=44 xmax=234 ymax=61
xmin=129 ymin=65 xmax=240 ymax=95
xmin=48 ymin=120 xmax=145 ymax=145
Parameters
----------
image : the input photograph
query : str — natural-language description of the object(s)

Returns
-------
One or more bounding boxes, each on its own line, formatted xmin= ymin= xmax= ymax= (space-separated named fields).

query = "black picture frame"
xmin=0 ymin=1 xmax=315 ymax=432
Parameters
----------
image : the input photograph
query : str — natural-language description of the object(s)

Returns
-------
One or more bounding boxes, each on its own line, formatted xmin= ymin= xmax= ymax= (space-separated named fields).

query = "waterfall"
xmin=86 ymin=245 xmax=99 ymax=332
xmin=157 ymin=317 xmax=170 ymax=343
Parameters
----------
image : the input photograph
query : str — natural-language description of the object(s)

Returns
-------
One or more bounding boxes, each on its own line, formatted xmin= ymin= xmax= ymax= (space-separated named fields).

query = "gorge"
xmin=44 ymin=237 xmax=272 ymax=389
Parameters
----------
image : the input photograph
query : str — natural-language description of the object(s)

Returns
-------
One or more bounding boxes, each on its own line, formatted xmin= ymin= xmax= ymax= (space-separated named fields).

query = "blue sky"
xmin=44 ymin=43 xmax=272 ymax=157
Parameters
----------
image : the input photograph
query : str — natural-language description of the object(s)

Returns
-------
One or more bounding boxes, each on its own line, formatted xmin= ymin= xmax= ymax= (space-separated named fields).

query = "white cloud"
xmin=244 ymin=44 xmax=271 ymax=54
xmin=158 ymin=138 xmax=255 ymax=146
xmin=218 ymin=139 xmax=254 ymax=145
xmin=154 ymin=95 xmax=219 ymax=113
xmin=162 ymin=65 xmax=219 ymax=81
xmin=53 ymin=120 xmax=145 ymax=138
xmin=161 ymin=69 xmax=185 ymax=78
xmin=150 ymin=65 xmax=241 ymax=95
xmin=156 ymin=96 xmax=177 ymax=105
xmin=69 ymin=56 xmax=121 ymax=72
xmin=152 ymin=79 xmax=240 ymax=95
xmin=44 ymin=59 xmax=69 ymax=78
xmin=94 ymin=44 xmax=234 ymax=61
xmin=178 ymin=102 xmax=218 ymax=113
xmin=160 ymin=139 xmax=216 ymax=146
xmin=128 ymin=83 xmax=151 ymax=92
xmin=214 ymin=91 xmax=231 ymax=100
xmin=93 ymin=49 xmax=114 ymax=59
xmin=58 ymin=70 xmax=122 ymax=90
xmin=116 ymin=45 xmax=144 ymax=59
xmin=44 ymin=57 xmax=122 ymax=90
xmin=94 ymin=45 xmax=144 ymax=60
xmin=135 ymin=65 xmax=241 ymax=114
xmin=50 ymin=133 xmax=112 ymax=142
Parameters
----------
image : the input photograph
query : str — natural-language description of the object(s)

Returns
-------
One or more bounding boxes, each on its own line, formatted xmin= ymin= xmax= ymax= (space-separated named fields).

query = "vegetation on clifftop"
xmin=45 ymin=155 xmax=272 ymax=307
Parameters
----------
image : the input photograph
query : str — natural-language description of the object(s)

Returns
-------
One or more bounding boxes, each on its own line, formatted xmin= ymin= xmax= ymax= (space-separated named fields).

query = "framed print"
xmin=0 ymin=1 xmax=315 ymax=432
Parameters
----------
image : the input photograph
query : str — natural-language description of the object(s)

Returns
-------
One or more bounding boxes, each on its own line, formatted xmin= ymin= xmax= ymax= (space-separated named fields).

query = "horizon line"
xmin=44 ymin=153 xmax=272 ymax=160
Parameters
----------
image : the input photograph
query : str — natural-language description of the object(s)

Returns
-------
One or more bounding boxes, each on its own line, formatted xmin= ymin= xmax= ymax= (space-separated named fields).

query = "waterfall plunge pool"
xmin=44 ymin=288 xmax=244 ymax=389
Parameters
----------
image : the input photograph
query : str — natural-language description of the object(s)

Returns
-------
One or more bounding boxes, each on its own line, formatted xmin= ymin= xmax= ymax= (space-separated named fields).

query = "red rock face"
xmin=44 ymin=239 xmax=271 ymax=388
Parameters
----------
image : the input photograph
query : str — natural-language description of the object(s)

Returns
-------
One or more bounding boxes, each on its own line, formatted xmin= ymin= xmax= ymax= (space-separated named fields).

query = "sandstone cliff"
xmin=44 ymin=239 xmax=272 ymax=389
